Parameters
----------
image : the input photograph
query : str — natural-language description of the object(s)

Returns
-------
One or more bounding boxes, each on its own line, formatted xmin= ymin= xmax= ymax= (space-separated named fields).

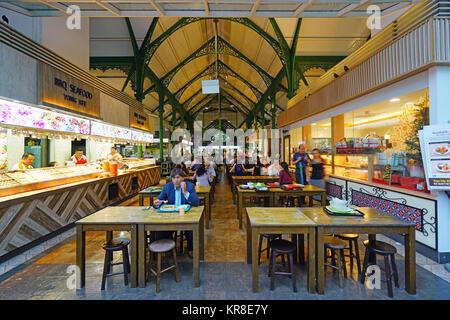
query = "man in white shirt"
xmin=11 ymin=152 xmax=34 ymax=171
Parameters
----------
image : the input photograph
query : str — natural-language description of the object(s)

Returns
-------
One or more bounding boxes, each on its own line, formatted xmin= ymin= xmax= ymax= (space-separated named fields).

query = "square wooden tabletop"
xmin=246 ymin=207 xmax=317 ymax=227
xmin=76 ymin=206 xmax=204 ymax=225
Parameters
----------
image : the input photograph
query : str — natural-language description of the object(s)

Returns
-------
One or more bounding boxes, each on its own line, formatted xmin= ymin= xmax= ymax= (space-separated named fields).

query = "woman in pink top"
xmin=279 ymin=162 xmax=293 ymax=185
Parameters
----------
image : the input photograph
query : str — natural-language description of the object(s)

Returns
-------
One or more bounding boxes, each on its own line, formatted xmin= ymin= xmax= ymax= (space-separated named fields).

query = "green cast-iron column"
xmin=271 ymin=92 xmax=276 ymax=129
xmin=158 ymin=87 xmax=165 ymax=161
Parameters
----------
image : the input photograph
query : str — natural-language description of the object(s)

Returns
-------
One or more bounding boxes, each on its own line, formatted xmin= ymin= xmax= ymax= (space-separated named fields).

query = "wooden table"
xmin=246 ymin=207 xmax=316 ymax=293
xmin=237 ymin=187 xmax=274 ymax=230
xmin=236 ymin=185 xmax=327 ymax=230
xmin=139 ymin=185 xmax=211 ymax=229
xmin=231 ymin=176 xmax=279 ymax=203
xmin=301 ymin=207 xmax=416 ymax=295
xmin=138 ymin=206 xmax=205 ymax=288
xmin=76 ymin=207 xmax=146 ymax=289
xmin=272 ymin=185 xmax=327 ymax=207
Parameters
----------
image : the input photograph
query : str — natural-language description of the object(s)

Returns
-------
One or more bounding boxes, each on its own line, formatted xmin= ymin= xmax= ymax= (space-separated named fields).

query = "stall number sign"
xmin=133 ymin=112 xmax=147 ymax=126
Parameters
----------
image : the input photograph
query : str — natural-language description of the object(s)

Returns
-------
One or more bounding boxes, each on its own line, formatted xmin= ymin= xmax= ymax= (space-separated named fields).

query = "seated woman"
xmin=191 ymin=164 xmax=213 ymax=187
xmin=279 ymin=162 xmax=294 ymax=206
xmin=154 ymin=167 xmax=200 ymax=258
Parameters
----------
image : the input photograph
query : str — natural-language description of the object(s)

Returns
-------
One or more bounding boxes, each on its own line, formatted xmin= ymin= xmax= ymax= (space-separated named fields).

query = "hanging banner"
xmin=420 ymin=124 xmax=450 ymax=190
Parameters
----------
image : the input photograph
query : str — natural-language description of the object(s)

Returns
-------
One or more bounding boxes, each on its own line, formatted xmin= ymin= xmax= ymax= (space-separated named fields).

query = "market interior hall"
xmin=0 ymin=0 xmax=449 ymax=302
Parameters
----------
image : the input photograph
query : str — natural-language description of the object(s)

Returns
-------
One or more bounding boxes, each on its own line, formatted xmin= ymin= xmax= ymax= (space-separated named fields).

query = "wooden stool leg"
xmin=101 ymin=250 xmax=110 ymax=290
xmin=288 ymin=253 xmax=297 ymax=292
xmin=266 ymin=237 xmax=271 ymax=259
xmin=270 ymin=251 xmax=276 ymax=291
xmin=172 ymin=248 xmax=180 ymax=283
xmin=122 ymin=247 xmax=129 ymax=286
xmin=156 ymin=253 xmax=161 ymax=293
xmin=384 ymin=255 xmax=393 ymax=298
xmin=331 ymin=249 xmax=336 ymax=270
xmin=281 ymin=253 xmax=286 ymax=266
xmin=340 ymin=249 xmax=347 ymax=278
xmin=390 ymin=254 xmax=399 ymax=288
xmin=360 ymin=247 xmax=370 ymax=284
xmin=336 ymin=249 xmax=343 ymax=288
xmin=147 ymin=249 xmax=153 ymax=283
xmin=354 ymin=239 xmax=362 ymax=276
xmin=258 ymin=235 xmax=264 ymax=265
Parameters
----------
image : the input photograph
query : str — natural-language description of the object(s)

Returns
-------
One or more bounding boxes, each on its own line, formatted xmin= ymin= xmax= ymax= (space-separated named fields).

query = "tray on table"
xmin=323 ymin=206 xmax=364 ymax=217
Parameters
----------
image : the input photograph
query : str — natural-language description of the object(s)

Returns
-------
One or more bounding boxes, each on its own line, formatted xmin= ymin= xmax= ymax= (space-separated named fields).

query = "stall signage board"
xmin=130 ymin=108 xmax=150 ymax=131
xmin=419 ymin=124 xmax=450 ymax=190
xmin=0 ymin=98 xmax=90 ymax=134
xmin=38 ymin=63 xmax=100 ymax=118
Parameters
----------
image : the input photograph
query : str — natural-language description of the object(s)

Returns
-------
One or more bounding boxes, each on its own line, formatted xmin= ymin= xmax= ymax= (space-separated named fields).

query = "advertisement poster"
xmin=420 ymin=124 xmax=450 ymax=190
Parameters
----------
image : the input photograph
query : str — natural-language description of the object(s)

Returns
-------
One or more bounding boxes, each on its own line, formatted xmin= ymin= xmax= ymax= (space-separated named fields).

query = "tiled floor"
xmin=0 ymin=171 xmax=449 ymax=300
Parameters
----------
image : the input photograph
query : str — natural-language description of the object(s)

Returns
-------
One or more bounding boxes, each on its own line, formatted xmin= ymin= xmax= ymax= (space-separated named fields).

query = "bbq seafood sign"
xmin=38 ymin=62 xmax=100 ymax=118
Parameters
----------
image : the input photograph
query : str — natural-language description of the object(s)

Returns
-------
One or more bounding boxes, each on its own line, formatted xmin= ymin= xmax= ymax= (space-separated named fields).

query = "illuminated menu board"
xmin=0 ymin=98 xmax=90 ymax=134
xmin=90 ymin=121 xmax=131 ymax=140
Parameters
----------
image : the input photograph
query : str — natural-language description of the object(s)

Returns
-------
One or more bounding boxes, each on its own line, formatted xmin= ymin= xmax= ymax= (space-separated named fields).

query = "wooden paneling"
xmin=38 ymin=62 xmax=100 ymax=118
xmin=0 ymin=166 xmax=160 ymax=257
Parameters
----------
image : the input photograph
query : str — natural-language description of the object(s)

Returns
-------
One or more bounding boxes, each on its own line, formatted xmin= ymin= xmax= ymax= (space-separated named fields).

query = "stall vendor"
xmin=154 ymin=167 xmax=200 ymax=258
xmin=11 ymin=152 xmax=34 ymax=170
xmin=71 ymin=149 xmax=88 ymax=165
xmin=107 ymin=147 xmax=123 ymax=162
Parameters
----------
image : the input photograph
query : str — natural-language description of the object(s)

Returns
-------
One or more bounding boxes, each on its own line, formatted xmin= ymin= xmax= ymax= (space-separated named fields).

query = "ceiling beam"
xmin=338 ymin=0 xmax=370 ymax=17
xmin=250 ymin=0 xmax=261 ymax=17
xmin=203 ymin=0 xmax=210 ymax=16
xmin=94 ymin=1 xmax=121 ymax=17
xmin=294 ymin=0 xmax=315 ymax=17
xmin=147 ymin=0 xmax=165 ymax=16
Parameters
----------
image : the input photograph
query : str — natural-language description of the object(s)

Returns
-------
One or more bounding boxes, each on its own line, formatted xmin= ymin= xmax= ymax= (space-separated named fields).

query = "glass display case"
xmin=0 ymin=164 xmax=104 ymax=197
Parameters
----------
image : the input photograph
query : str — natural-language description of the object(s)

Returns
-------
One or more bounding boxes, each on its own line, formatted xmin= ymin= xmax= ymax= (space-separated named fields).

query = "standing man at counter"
xmin=292 ymin=144 xmax=311 ymax=205
xmin=11 ymin=152 xmax=34 ymax=170
xmin=108 ymin=147 xmax=123 ymax=162
xmin=154 ymin=167 xmax=200 ymax=258
xmin=71 ymin=149 xmax=88 ymax=165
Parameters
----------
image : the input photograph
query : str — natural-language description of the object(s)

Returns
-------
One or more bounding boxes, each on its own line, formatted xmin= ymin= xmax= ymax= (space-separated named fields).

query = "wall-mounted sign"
xmin=0 ymin=98 xmax=90 ymax=134
xmin=38 ymin=62 xmax=100 ymax=118
xmin=129 ymin=108 xmax=150 ymax=131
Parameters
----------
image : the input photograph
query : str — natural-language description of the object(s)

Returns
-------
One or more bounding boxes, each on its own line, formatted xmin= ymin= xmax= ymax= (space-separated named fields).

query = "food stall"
xmin=283 ymin=88 xmax=441 ymax=257
xmin=0 ymin=97 xmax=160 ymax=259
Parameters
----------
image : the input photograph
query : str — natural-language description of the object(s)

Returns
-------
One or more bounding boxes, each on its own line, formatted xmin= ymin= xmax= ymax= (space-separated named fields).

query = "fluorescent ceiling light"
xmin=389 ymin=98 xmax=400 ymax=102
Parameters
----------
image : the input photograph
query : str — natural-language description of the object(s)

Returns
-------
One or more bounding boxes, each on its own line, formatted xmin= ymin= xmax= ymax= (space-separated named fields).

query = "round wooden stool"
xmin=258 ymin=234 xmax=282 ymax=265
xmin=336 ymin=234 xmax=362 ymax=276
xmin=361 ymin=240 xmax=399 ymax=298
xmin=101 ymin=238 xmax=130 ymax=290
xmin=324 ymin=236 xmax=347 ymax=288
xmin=147 ymin=239 xmax=180 ymax=293
xmin=268 ymin=239 xmax=297 ymax=292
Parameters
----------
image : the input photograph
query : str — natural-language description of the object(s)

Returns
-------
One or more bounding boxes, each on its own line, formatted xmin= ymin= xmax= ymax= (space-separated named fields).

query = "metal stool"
xmin=324 ymin=236 xmax=347 ymax=288
xmin=147 ymin=239 xmax=180 ymax=293
xmin=336 ymin=234 xmax=362 ymax=276
xmin=268 ymin=239 xmax=297 ymax=292
xmin=361 ymin=240 xmax=399 ymax=298
xmin=101 ymin=238 xmax=130 ymax=290
xmin=257 ymin=234 xmax=282 ymax=265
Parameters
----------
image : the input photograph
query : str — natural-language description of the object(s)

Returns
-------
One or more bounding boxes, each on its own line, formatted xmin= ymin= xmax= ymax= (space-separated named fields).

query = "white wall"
xmin=6 ymin=129 xmax=24 ymax=169
xmin=50 ymin=139 xmax=72 ymax=166
xmin=41 ymin=17 xmax=90 ymax=71
xmin=0 ymin=7 xmax=41 ymax=42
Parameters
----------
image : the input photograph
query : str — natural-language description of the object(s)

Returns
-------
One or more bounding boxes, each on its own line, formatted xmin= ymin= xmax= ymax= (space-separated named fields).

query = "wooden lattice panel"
xmin=0 ymin=166 xmax=160 ymax=257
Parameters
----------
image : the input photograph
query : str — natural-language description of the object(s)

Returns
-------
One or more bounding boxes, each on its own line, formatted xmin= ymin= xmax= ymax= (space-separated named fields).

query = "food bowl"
xmin=240 ymin=185 xmax=249 ymax=189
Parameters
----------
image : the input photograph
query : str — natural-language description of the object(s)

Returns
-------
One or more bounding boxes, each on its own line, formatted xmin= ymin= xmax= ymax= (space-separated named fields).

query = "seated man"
xmin=154 ymin=167 xmax=200 ymax=258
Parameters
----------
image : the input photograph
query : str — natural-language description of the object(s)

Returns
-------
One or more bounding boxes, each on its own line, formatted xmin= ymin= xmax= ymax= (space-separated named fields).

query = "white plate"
xmin=433 ymin=145 xmax=450 ymax=156
xmin=435 ymin=162 xmax=450 ymax=173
